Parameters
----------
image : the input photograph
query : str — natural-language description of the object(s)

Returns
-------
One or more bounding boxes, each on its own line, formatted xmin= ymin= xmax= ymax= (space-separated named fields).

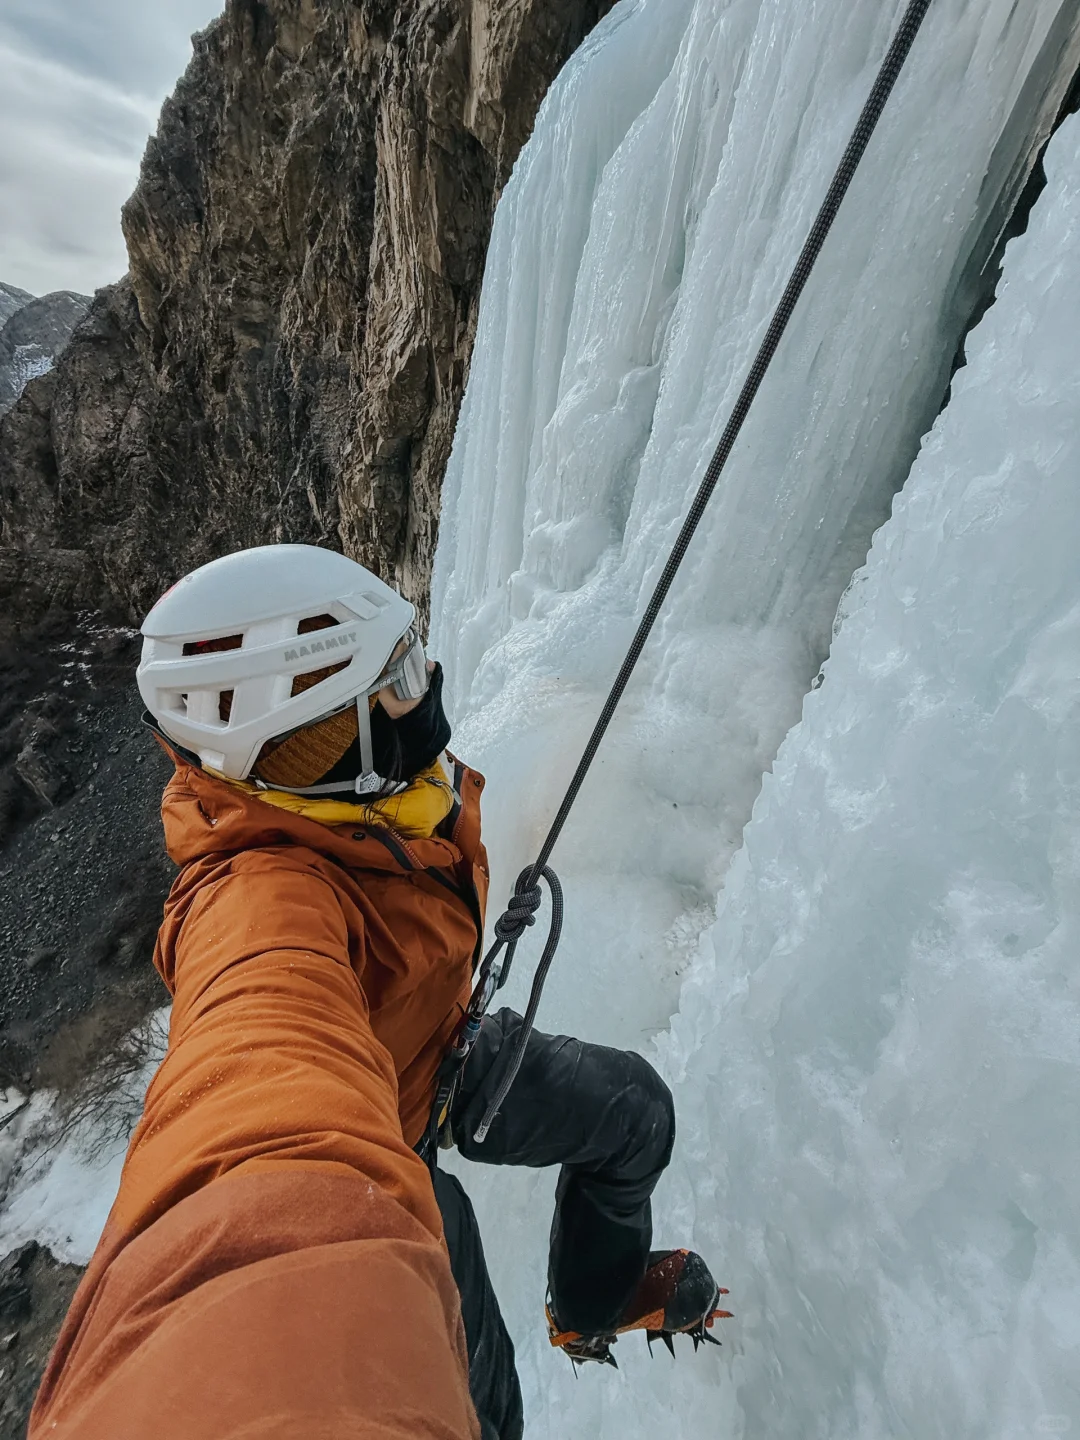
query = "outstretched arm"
xmin=31 ymin=850 xmax=478 ymax=1440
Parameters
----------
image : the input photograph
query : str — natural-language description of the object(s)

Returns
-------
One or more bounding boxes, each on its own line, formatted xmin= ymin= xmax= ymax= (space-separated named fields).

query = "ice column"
xmin=431 ymin=0 xmax=1079 ymax=1048
xmin=648 ymin=108 xmax=1080 ymax=1440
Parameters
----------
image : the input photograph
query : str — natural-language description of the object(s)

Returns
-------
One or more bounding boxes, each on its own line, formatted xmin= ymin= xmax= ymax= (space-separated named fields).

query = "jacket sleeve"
xmin=30 ymin=850 xmax=478 ymax=1440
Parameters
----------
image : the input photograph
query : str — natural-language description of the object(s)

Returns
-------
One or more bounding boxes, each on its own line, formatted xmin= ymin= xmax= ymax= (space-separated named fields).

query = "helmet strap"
xmin=253 ymin=772 xmax=396 ymax=798
xmin=251 ymin=690 xmax=385 ymax=799
xmin=356 ymin=690 xmax=375 ymax=776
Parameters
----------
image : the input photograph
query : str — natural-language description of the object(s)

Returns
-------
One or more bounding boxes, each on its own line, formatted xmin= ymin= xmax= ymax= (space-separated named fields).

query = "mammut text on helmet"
xmin=283 ymin=632 xmax=359 ymax=663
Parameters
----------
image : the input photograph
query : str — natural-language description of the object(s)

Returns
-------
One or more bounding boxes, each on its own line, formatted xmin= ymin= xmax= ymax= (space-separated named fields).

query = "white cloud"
xmin=0 ymin=0 xmax=223 ymax=297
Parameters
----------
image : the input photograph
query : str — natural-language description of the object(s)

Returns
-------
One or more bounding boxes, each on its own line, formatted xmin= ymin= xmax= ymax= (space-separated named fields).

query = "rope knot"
xmin=493 ymin=876 xmax=542 ymax=945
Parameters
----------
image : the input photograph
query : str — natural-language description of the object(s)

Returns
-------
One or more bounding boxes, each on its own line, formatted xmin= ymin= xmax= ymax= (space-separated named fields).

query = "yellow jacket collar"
xmin=218 ymin=756 xmax=456 ymax=840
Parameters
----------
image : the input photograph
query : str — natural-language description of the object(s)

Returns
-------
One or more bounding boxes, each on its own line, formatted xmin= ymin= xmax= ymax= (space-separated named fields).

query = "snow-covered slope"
xmin=0 ymin=289 xmax=91 ymax=415
xmin=0 ymin=1013 xmax=168 ymax=1264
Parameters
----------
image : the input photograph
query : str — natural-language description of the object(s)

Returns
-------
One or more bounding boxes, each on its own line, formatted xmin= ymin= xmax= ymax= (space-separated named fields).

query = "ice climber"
xmin=29 ymin=544 xmax=728 ymax=1440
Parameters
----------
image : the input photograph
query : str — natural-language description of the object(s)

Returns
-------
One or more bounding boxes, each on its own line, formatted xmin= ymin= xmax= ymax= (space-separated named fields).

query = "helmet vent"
xmin=181 ymin=634 xmax=243 ymax=722
xmin=181 ymin=635 xmax=244 ymax=656
xmin=293 ymin=614 xmax=351 ymax=698
xmin=292 ymin=660 xmax=351 ymax=697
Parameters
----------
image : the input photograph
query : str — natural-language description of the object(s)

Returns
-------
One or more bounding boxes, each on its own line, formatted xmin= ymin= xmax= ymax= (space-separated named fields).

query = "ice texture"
xmin=639 ymin=111 xmax=1080 ymax=1440
xmin=432 ymin=0 xmax=1077 ymax=1046
xmin=476 ymin=107 xmax=1080 ymax=1440
xmin=429 ymin=1 xmax=1080 ymax=1435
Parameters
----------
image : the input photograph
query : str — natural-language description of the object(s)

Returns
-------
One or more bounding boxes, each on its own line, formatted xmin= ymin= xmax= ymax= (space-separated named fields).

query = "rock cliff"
xmin=0 ymin=291 xmax=91 ymax=418
xmin=0 ymin=0 xmax=616 ymax=624
xmin=0 ymin=1243 xmax=83 ymax=1440
xmin=0 ymin=17 xmax=616 ymax=1425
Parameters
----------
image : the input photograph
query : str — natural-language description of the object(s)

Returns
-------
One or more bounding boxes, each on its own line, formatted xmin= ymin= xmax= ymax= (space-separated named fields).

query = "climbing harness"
xmin=422 ymin=0 xmax=935 ymax=1158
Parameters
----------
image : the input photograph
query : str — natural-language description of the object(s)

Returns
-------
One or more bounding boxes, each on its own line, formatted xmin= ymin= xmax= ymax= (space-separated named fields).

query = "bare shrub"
xmin=48 ymin=1008 xmax=170 ymax=1162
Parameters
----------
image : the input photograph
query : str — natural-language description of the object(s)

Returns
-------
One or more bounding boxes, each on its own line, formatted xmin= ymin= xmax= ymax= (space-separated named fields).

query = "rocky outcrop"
xmin=0 ymin=292 xmax=91 ymax=418
xmin=0 ymin=284 xmax=33 ymax=331
xmin=0 ymin=1243 xmax=83 ymax=1440
xmin=0 ymin=0 xmax=616 ymax=624
xmin=0 ymin=284 xmax=155 ymax=616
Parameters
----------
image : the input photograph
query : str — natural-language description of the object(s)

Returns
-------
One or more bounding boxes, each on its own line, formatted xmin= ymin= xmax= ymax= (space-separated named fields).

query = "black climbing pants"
xmin=434 ymin=1007 xmax=676 ymax=1440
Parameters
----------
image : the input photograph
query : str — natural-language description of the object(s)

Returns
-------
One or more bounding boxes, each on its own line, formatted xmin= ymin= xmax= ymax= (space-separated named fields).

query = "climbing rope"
xmin=421 ymin=866 xmax=563 ymax=1156
xmin=429 ymin=0 xmax=935 ymax=1152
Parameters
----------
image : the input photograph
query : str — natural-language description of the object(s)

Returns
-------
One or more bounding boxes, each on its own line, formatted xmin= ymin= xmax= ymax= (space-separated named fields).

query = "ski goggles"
xmin=369 ymin=627 xmax=429 ymax=703
xmin=350 ymin=628 xmax=429 ymax=779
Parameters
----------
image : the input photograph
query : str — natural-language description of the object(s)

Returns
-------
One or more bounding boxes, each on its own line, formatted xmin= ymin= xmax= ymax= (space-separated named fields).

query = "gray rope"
xmin=472 ymin=868 xmax=563 ymax=1142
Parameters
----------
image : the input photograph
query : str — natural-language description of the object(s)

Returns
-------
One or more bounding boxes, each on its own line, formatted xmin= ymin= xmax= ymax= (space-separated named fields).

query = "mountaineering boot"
xmin=546 ymin=1250 xmax=732 ymax=1367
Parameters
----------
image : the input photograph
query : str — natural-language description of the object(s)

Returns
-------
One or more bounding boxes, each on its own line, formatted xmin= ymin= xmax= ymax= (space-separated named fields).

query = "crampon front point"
xmin=546 ymin=1250 xmax=733 ymax=1368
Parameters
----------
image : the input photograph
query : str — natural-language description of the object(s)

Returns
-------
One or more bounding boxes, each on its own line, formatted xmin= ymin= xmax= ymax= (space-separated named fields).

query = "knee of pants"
xmin=622 ymin=1051 xmax=676 ymax=1172
xmin=574 ymin=1046 xmax=675 ymax=1182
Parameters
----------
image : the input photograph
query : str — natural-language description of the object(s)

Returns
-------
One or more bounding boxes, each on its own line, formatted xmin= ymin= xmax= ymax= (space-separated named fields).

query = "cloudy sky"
xmin=0 ymin=0 xmax=223 ymax=298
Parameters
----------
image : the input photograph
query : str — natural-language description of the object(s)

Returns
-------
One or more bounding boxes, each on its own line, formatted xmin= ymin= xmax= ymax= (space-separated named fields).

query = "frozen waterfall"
xmin=648 ymin=111 xmax=1080 ymax=1437
xmin=431 ymin=0 xmax=1080 ymax=1435
xmin=432 ymin=0 xmax=1078 ymax=1046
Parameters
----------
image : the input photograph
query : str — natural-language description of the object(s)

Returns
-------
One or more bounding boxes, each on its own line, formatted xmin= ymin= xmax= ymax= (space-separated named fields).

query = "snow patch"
xmin=0 ymin=1010 xmax=169 ymax=1267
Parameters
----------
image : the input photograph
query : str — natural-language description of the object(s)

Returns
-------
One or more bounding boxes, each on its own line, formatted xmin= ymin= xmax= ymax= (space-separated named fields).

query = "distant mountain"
xmin=0 ymin=280 xmax=34 ymax=330
xmin=0 ymin=290 xmax=91 ymax=416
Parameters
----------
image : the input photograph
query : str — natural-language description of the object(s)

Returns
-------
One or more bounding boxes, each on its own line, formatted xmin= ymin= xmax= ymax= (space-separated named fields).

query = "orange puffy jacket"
xmin=29 ymin=750 xmax=489 ymax=1440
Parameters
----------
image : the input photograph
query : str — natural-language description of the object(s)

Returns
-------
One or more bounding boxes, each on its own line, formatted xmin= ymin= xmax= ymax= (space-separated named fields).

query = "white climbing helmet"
xmin=137 ymin=544 xmax=427 ymax=782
